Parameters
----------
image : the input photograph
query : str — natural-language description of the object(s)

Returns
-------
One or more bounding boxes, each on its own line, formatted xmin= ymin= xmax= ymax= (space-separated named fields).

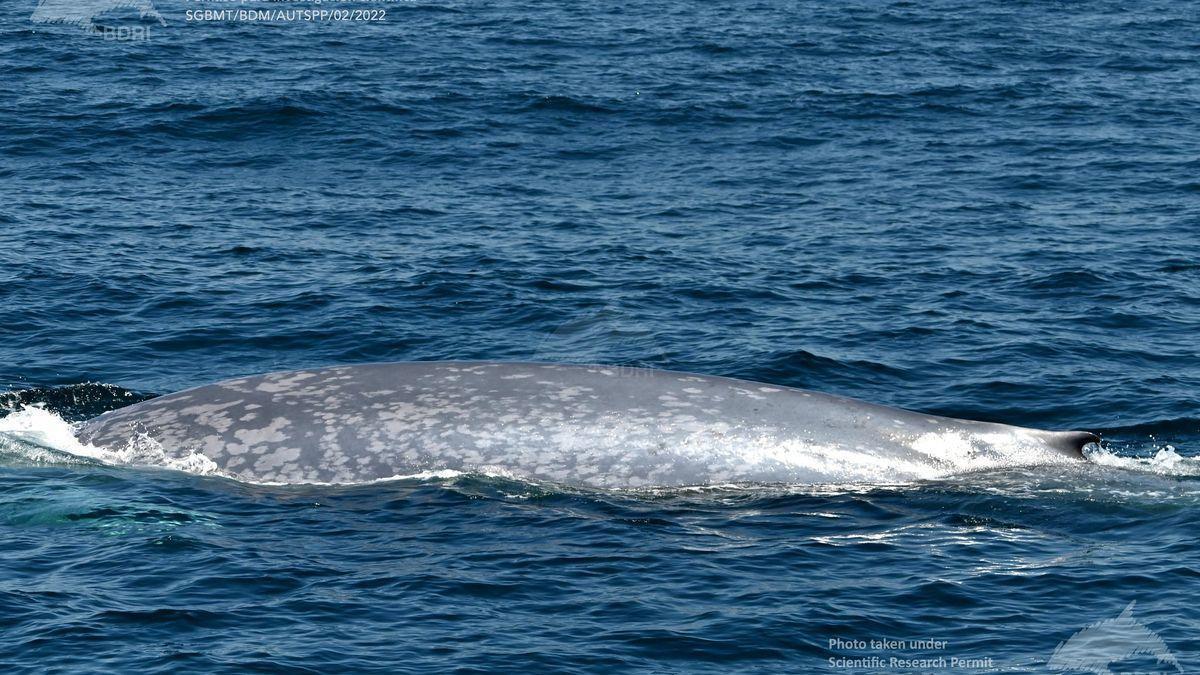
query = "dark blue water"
xmin=3 ymin=0 xmax=1200 ymax=671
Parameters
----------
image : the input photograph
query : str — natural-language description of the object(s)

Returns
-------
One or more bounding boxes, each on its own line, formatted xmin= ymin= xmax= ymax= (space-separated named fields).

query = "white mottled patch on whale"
xmin=255 ymin=372 xmax=318 ymax=394
xmin=178 ymin=400 xmax=243 ymax=418
xmin=197 ymin=434 xmax=227 ymax=456
xmin=658 ymin=394 xmax=693 ymax=408
xmin=249 ymin=445 xmax=300 ymax=475
xmin=551 ymin=386 xmax=592 ymax=401
xmin=174 ymin=400 xmax=245 ymax=433
xmin=233 ymin=416 xmax=291 ymax=446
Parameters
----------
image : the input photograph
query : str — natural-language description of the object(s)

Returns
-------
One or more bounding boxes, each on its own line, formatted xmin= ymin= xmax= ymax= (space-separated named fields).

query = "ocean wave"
xmin=1096 ymin=417 xmax=1200 ymax=438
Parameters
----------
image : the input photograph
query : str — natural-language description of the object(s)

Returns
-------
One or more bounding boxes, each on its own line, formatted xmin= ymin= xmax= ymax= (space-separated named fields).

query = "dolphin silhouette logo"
xmin=31 ymin=0 xmax=166 ymax=31
xmin=1048 ymin=601 xmax=1182 ymax=674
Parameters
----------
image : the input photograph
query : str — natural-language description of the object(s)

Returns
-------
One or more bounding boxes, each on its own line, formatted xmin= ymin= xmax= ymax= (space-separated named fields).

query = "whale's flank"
xmin=76 ymin=361 xmax=1096 ymax=487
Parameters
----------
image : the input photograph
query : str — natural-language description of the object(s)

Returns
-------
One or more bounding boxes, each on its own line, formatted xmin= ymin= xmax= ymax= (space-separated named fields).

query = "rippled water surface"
xmin=2 ymin=0 xmax=1199 ymax=672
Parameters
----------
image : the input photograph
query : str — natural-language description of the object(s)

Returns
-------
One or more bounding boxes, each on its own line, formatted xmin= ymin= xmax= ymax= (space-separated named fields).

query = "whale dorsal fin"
xmin=1039 ymin=430 xmax=1101 ymax=457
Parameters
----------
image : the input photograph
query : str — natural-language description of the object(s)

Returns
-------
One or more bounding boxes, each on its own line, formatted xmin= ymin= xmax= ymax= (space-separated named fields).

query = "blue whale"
xmin=77 ymin=362 xmax=1098 ymax=487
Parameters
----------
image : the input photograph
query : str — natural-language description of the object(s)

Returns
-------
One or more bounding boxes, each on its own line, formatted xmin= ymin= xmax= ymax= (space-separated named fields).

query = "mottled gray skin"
xmin=78 ymin=362 xmax=1097 ymax=487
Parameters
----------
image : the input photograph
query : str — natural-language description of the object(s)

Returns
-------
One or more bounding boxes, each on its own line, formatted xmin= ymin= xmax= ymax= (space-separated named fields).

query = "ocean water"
xmin=2 ymin=0 xmax=1200 ymax=671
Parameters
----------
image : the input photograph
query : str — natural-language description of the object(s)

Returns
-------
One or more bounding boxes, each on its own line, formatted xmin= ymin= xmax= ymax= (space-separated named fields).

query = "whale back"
xmin=77 ymin=362 xmax=1095 ymax=486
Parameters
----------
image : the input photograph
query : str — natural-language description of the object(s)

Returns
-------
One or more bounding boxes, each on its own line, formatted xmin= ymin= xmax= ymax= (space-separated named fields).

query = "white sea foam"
xmin=0 ymin=405 xmax=100 ymax=463
xmin=1086 ymin=445 xmax=1200 ymax=477
xmin=0 ymin=405 xmax=226 ymax=477
xmin=249 ymin=469 xmax=471 ymax=487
